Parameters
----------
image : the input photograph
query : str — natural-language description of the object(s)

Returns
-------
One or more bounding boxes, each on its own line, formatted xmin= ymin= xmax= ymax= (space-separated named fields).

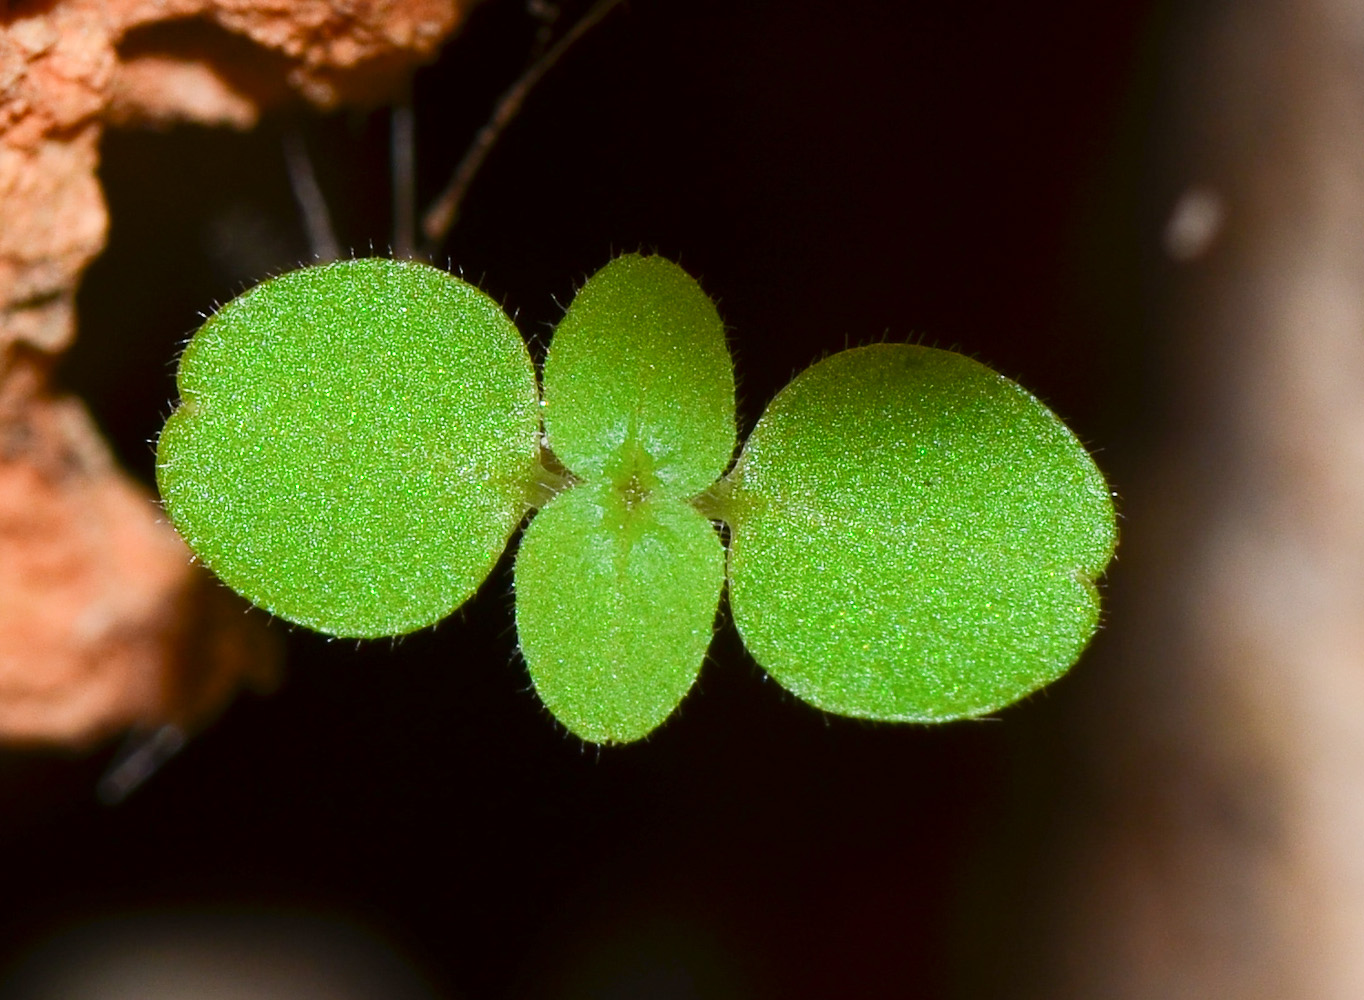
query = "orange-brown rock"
xmin=2 ymin=0 xmax=466 ymax=353
xmin=0 ymin=0 xmax=469 ymax=745
xmin=0 ymin=359 xmax=278 ymax=746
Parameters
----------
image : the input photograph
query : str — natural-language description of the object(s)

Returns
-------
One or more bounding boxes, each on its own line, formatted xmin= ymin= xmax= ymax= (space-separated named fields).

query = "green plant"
xmin=156 ymin=253 xmax=1116 ymax=743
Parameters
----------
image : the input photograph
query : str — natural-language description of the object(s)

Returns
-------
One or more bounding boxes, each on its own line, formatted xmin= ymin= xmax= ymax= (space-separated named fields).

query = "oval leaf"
xmin=724 ymin=344 xmax=1116 ymax=721
xmin=515 ymin=481 xmax=725 ymax=743
xmin=542 ymin=254 xmax=735 ymax=497
xmin=157 ymin=258 xmax=541 ymax=638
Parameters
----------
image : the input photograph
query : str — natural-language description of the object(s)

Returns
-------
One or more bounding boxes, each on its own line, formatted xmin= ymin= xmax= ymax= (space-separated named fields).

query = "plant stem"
xmin=420 ymin=0 xmax=627 ymax=255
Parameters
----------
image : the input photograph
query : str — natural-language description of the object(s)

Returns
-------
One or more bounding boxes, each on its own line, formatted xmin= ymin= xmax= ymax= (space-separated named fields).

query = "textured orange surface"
xmin=0 ymin=0 xmax=468 ymax=745
xmin=2 ymin=0 xmax=464 ymax=352
xmin=0 ymin=360 xmax=278 ymax=745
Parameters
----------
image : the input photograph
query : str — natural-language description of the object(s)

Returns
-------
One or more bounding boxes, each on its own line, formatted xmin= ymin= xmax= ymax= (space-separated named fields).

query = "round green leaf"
xmin=515 ymin=481 xmax=725 ymax=743
xmin=542 ymin=254 xmax=735 ymax=497
xmin=156 ymin=257 xmax=541 ymax=638
xmin=724 ymin=344 xmax=1116 ymax=721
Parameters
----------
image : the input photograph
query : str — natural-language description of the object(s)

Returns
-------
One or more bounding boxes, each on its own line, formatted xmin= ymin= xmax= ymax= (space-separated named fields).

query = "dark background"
xmin=2 ymin=2 xmax=1164 ymax=996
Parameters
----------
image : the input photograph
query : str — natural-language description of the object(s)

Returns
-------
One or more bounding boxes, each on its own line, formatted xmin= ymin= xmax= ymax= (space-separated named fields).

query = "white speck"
xmin=1164 ymin=186 xmax=1225 ymax=262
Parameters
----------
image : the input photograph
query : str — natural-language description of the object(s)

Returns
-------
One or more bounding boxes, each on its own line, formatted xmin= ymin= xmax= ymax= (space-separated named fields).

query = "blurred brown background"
xmin=4 ymin=0 xmax=1360 ymax=996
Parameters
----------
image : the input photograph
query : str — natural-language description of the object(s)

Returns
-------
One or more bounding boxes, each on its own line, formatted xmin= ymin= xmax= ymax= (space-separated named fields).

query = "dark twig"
xmin=282 ymin=127 xmax=340 ymax=262
xmin=391 ymin=86 xmax=418 ymax=258
xmin=97 ymin=724 xmax=188 ymax=805
xmin=420 ymin=0 xmax=627 ymax=256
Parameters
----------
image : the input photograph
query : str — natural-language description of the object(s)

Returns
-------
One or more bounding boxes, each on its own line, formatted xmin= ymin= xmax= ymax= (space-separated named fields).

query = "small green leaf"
xmin=541 ymin=254 xmax=735 ymax=497
xmin=156 ymin=257 xmax=541 ymax=638
xmin=515 ymin=481 xmax=725 ymax=743
xmin=516 ymin=254 xmax=735 ymax=742
xmin=724 ymin=344 xmax=1116 ymax=721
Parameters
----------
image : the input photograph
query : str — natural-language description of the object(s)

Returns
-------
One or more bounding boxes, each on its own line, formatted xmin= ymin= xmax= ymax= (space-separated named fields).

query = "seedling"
xmin=157 ymin=254 xmax=1116 ymax=743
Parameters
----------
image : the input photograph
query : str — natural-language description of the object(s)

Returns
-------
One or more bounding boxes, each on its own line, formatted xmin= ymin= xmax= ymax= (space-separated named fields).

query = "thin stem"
xmin=282 ymin=127 xmax=340 ymax=262
xmin=391 ymin=87 xmax=417 ymax=258
xmin=97 ymin=724 xmax=188 ymax=804
xmin=420 ymin=0 xmax=627 ymax=255
xmin=527 ymin=445 xmax=579 ymax=508
xmin=689 ymin=470 xmax=740 ymax=525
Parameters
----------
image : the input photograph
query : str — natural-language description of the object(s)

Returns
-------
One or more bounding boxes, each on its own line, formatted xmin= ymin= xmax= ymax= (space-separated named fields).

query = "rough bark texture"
xmin=0 ymin=0 xmax=467 ymax=746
